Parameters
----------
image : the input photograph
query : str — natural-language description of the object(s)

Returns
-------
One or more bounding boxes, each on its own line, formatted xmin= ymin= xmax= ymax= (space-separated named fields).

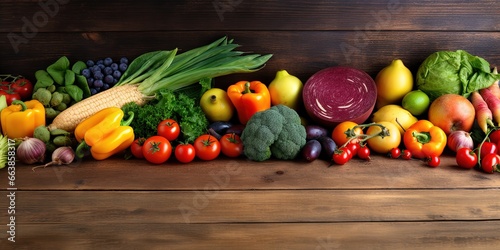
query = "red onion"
xmin=447 ymin=130 xmax=474 ymax=152
xmin=32 ymin=146 xmax=75 ymax=171
xmin=17 ymin=137 xmax=46 ymax=164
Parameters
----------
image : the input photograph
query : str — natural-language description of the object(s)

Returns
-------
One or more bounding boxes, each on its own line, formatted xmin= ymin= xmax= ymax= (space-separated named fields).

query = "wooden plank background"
xmin=1 ymin=0 xmax=500 ymax=249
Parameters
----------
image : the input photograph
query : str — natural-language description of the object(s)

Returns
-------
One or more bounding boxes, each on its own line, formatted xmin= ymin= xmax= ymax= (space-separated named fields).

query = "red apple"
xmin=428 ymin=94 xmax=475 ymax=135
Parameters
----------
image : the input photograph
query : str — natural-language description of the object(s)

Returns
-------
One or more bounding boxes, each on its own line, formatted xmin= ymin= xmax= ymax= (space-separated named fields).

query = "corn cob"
xmin=47 ymin=84 xmax=146 ymax=132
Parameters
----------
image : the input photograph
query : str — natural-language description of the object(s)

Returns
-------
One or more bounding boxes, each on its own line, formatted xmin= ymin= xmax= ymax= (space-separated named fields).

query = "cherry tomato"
xmin=220 ymin=133 xmax=244 ymax=158
xmin=480 ymin=153 xmax=500 ymax=174
xmin=130 ymin=138 xmax=146 ymax=159
xmin=142 ymin=136 xmax=172 ymax=164
xmin=489 ymin=130 xmax=500 ymax=145
xmin=346 ymin=141 xmax=360 ymax=156
xmin=175 ymin=143 xmax=196 ymax=163
xmin=194 ymin=134 xmax=221 ymax=161
xmin=401 ymin=149 xmax=412 ymax=160
xmin=332 ymin=147 xmax=351 ymax=165
xmin=478 ymin=141 xmax=497 ymax=159
xmin=427 ymin=155 xmax=440 ymax=168
xmin=11 ymin=78 xmax=33 ymax=100
xmin=389 ymin=148 xmax=401 ymax=159
xmin=357 ymin=145 xmax=371 ymax=160
xmin=455 ymin=147 xmax=477 ymax=169
xmin=0 ymin=89 xmax=21 ymax=105
xmin=157 ymin=119 xmax=180 ymax=141
xmin=0 ymin=81 xmax=10 ymax=90
xmin=331 ymin=121 xmax=363 ymax=146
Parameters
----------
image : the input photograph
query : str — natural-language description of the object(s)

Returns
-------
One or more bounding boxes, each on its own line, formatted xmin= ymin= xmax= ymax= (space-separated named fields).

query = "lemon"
xmin=371 ymin=104 xmax=418 ymax=136
xmin=200 ymin=88 xmax=234 ymax=122
xmin=375 ymin=59 xmax=414 ymax=109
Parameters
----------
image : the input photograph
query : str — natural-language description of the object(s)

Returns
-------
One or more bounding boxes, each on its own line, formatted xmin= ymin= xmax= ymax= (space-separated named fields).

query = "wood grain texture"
xmin=1 ymin=189 xmax=499 ymax=224
xmin=1 ymin=0 xmax=498 ymax=32
xmin=1 ymin=31 xmax=499 ymax=88
xmin=7 ymin=222 xmax=500 ymax=250
xmin=2 ymin=155 xmax=499 ymax=191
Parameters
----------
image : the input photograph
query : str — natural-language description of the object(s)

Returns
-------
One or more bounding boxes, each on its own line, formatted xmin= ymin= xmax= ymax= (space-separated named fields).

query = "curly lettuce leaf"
xmin=416 ymin=50 xmax=500 ymax=101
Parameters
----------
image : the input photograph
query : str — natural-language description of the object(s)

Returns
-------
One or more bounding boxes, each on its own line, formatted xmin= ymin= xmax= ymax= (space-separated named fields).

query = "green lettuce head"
xmin=416 ymin=50 xmax=500 ymax=101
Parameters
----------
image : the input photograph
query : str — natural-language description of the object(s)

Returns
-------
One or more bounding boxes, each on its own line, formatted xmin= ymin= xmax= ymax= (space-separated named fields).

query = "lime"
xmin=402 ymin=90 xmax=430 ymax=116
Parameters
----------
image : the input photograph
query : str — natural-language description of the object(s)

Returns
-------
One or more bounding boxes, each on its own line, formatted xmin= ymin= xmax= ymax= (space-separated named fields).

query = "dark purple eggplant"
xmin=208 ymin=121 xmax=233 ymax=135
xmin=317 ymin=136 xmax=337 ymax=160
xmin=302 ymin=139 xmax=322 ymax=162
xmin=305 ymin=125 xmax=329 ymax=140
xmin=226 ymin=124 xmax=245 ymax=136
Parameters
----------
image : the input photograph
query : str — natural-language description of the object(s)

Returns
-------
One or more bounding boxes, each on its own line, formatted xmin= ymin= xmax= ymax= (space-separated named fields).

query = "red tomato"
xmin=175 ymin=143 xmax=196 ymax=163
xmin=480 ymin=153 xmax=500 ymax=174
xmin=489 ymin=130 xmax=500 ymax=145
xmin=130 ymin=138 xmax=146 ymax=159
xmin=142 ymin=136 xmax=172 ymax=164
xmin=455 ymin=147 xmax=477 ymax=169
xmin=427 ymin=155 xmax=440 ymax=168
xmin=333 ymin=147 xmax=351 ymax=165
xmin=11 ymin=78 xmax=33 ymax=100
xmin=389 ymin=148 xmax=401 ymax=159
xmin=0 ymin=89 xmax=21 ymax=105
xmin=401 ymin=149 xmax=412 ymax=160
xmin=346 ymin=141 xmax=360 ymax=156
xmin=194 ymin=134 xmax=221 ymax=161
xmin=220 ymin=133 xmax=244 ymax=158
xmin=357 ymin=145 xmax=371 ymax=160
xmin=157 ymin=119 xmax=180 ymax=141
xmin=478 ymin=142 xmax=497 ymax=159
xmin=0 ymin=81 xmax=10 ymax=90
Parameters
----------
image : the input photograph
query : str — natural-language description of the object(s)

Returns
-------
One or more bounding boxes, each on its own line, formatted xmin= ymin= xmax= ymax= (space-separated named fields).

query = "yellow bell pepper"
xmin=1 ymin=100 xmax=45 ymax=139
xmin=75 ymin=107 xmax=135 ymax=160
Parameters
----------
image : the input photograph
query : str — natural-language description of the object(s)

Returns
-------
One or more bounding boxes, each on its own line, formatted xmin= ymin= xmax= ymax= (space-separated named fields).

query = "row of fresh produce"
xmin=1 ymin=37 xmax=500 ymax=175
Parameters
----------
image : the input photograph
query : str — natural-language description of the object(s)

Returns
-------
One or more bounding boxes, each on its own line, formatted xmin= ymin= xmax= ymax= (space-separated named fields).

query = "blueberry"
xmin=104 ymin=66 xmax=113 ymax=75
xmin=82 ymin=68 xmax=91 ymax=78
xmin=120 ymin=57 xmax=128 ymax=64
xmin=104 ymin=75 xmax=114 ymax=84
xmin=102 ymin=83 xmax=110 ymax=90
xmin=104 ymin=57 xmax=113 ymax=66
xmin=87 ymin=77 xmax=94 ymax=86
xmin=110 ymin=63 xmax=118 ymax=71
xmin=94 ymin=72 xmax=104 ymax=80
xmin=119 ymin=63 xmax=128 ymax=72
xmin=94 ymin=79 xmax=104 ymax=88
xmin=112 ymin=78 xmax=118 ymax=85
xmin=98 ymin=64 xmax=105 ymax=69
xmin=96 ymin=60 xmax=104 ymax=65
xmin=90 ymin=88 xmax=97 ymax=95
xmin=112 ymin=70 xmax=121 ymax=79
xmin=92 ymin=65 xmax=101 ymax=73
xmin=86 ymin=60 xmax=95 ymax=67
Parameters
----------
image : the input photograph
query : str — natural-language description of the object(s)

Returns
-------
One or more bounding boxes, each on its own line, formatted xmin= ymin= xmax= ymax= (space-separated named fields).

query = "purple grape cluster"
xmin=81 ymin=57 xmax=129 ymax=95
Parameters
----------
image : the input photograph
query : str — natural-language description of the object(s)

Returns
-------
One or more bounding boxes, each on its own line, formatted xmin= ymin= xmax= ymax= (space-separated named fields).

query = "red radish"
xmin=483 ymin=67 xmax=500 ymax=99
xmin=470 ymin=91 xmax=494 ymax=133
xmin=479 ymin=87 xmax=500 ymax=126
xmin=302 ymin=66 xmax=377 ymax=127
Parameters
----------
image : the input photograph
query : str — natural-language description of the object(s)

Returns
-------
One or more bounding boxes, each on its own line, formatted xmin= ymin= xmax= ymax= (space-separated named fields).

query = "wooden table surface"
xmin=1 ymin=154 xmax=499 ymax=249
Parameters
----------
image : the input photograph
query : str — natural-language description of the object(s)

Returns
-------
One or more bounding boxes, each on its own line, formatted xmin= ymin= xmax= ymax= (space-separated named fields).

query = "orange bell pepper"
xmin=403 ymin=120 xmax=447 ymax=159
xmin=227 ymin=81 xmax=271 ymax=124
xmin=1 ymin=100 xmax=45 ymax=139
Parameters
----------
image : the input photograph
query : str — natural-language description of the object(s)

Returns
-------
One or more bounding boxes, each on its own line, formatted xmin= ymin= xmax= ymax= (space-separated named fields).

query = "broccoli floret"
xmin=240 ymin=105 xmax=307 ymax=161
xmin=270 ymin=123 xmax=307 ymax=160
